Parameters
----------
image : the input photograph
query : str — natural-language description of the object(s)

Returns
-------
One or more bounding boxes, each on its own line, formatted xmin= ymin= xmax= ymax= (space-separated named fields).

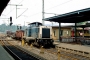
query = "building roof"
xmin=51 ymin=26 xmax=72 ymax=28
xmin=73 ymin=23 xmax=90 ymax=28
xmin=0 ymin=0 xmax=10 ymax=16
xmin=44 ymin=8 xmax=90 ymax=23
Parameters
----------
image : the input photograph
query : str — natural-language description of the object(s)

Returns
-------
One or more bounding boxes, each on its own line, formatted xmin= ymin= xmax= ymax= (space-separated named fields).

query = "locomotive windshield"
xmin=25 ymin=27 xmax=39 ymax=37
xmin=42 ymin=28 xmax=50 ymax=38
xmin=31 ymin=27 xmax=39 ymax=38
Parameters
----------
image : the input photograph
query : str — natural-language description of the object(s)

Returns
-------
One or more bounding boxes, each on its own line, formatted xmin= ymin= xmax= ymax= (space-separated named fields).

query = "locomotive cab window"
xmin=54 ymin=30 xmax=56 ymax=37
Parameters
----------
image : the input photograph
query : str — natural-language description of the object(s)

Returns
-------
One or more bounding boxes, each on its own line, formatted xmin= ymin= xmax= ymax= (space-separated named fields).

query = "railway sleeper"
xmin=56 ymin=48 xmax=90 ymax=60
xmin=56 ymin=46 xmax=90 ymax=59
xmin=60 ymin=54 xmax=79 ymax=60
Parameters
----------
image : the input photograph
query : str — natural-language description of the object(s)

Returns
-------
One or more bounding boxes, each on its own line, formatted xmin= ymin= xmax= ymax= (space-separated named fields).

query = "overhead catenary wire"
xmin=6 ymin=0 xmax=38 ymax=18
xmin=17 ymin=8 xmax=28 ymax=18
xmin=6 ymin=0 xmax=24 ymax=15
xmin=6 ymin=0 xmax=73 ymax=19
xmin=45 ymin=0 xmax=73 ymax=11
xmin=26 ymin=0 xmax=73 ymax=18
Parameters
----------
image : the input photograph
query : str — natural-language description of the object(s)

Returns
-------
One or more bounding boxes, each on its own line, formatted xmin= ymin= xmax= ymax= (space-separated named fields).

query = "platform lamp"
xmin=17 ymin=24 xmax=21 ymax=30
xmin=20 ymin=26 xmax=22 ymax=30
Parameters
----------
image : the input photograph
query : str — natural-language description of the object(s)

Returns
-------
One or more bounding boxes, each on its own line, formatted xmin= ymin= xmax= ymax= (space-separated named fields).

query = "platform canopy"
xmin=44 ymin=8 xmax=90 ymax=23
xmin=0 ymin=0 xmax=10 ymax=16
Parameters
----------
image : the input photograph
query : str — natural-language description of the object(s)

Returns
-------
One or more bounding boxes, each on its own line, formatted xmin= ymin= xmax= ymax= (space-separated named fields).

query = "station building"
xmin=51 ymin=22 xmax=90 ymax=40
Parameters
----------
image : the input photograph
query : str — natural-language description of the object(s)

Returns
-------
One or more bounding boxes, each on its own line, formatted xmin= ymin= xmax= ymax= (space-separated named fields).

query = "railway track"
xmin=30 ymin=43 xmax=90 ymax=60
xmin=5 ymin=39 xmax=90 ymax=60
xmin=44 ymin=47 xmax=90 ymax=60
xmin=15 ymin=40 xmax=90 ymax=60
xmin=0 ymin=40 xmax=46 ymax=60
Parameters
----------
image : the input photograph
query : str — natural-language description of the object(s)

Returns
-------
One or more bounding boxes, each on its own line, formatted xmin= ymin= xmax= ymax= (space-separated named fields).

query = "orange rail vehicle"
xmin=15 ymin=30 xmax=24 ymax=40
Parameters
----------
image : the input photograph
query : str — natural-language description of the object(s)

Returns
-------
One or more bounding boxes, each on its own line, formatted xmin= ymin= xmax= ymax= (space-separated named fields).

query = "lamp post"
xmin=8 ymin=4 xmax=22 ymax=19
xmin=42 ymin=0 xmax=45 ymax=25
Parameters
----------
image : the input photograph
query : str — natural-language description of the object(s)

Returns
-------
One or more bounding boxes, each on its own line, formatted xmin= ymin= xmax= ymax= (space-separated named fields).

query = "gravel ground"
xmin=8 ymin=39 xmax=67 ymax=60
xmin=2 ymin=38 xmax=90 ymax=60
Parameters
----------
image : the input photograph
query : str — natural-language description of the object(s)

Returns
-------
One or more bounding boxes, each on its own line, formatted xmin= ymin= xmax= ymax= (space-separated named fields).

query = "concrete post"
xmin=30 ymin=43 xmax=33 ymax=49
xmin=21 ymin=39 xmax=24 ymax=46
xmin=57 ymin=49 xmax=60 ymax=60
xmin=40 ymin=46 xmax=44 ymax=54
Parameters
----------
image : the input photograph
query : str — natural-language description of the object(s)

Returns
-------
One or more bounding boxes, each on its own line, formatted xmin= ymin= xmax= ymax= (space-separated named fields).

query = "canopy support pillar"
xmin=75 ymin=23 xmax=77 ymax=43
xmin=59 ymin=23 xmax=61 ymax=42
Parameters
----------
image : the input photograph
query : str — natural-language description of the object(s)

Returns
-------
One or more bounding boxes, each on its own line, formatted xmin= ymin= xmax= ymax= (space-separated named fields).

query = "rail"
xmin=0 ymin=40 xmax=46 ymax=60
xmin=20 ymin=39 xmax=90 ymax=60
xmin=0 ymin=40 xmax=22 ymax=60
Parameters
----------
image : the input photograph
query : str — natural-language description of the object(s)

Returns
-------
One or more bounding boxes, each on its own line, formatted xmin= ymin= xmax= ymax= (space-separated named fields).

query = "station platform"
xmin=0 ymin=45 xmax=14 ymax=60
xmin=54 ymin=40 xmax=90 ymax=52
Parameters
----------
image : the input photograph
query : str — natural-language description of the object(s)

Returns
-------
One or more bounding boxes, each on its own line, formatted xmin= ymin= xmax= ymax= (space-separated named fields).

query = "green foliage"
xmin=0 ymin=24 xmax=27 ymax=33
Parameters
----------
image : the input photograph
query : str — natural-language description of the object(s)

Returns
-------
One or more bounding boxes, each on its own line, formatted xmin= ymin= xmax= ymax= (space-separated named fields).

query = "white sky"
xmin=0 ymin=0 xmax=90 ymax=26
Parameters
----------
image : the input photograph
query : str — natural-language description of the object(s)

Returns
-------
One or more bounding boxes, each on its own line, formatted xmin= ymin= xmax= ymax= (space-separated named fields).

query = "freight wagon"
xmin=6 ymin=30 xmax=15 ymax=37
xmin=13 ymin=30 xmax=24 ymax=40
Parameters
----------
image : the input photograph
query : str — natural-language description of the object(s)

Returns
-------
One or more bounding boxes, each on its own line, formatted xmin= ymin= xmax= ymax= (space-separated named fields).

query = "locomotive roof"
xmin=44 ymin=7 xmax=90 ymax=23
xmin=28 ymin=22 xmax=42 ymax=25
